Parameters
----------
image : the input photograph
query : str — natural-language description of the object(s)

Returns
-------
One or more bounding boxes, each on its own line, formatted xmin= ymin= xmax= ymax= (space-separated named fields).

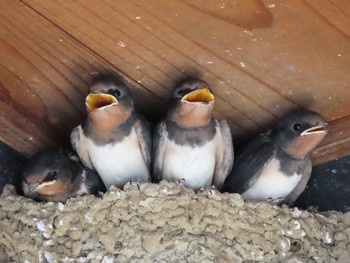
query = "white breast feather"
xmin=162 ymin=137 xmax=217 ymax=190
xmin=85 ymin=128 xmax=150 ymax=189
xmin=241 ymin=158 xmax=302 ymax=201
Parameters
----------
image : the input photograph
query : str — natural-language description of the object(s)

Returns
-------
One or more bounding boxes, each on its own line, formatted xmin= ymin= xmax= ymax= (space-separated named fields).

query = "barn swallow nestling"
xmin=221 ymin=109 xmax=330 ymax=205
xmin=71 ymin=77 xmax=151 ymax=190
xmin=152 ymin=80 xmax=234 ymax=190
xmin=22 ymin=150 xmax=106 ymax=202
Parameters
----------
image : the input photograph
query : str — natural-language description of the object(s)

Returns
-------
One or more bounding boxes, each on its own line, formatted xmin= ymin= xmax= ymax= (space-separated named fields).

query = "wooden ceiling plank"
xmin=20 ymin=0 xmax=169 ymax=109
xmin=0 ymin=99 xmax=58 ymax=156
xmin=0 ymin=1 xmax=161 ymax=155
xmin=3 ymin=0 xmax=349 ymax=163
xmin=0 ymin=63 xmax=68 ymax=138
xmin=109 ymin=0 xmax=296 ymax=119
xmin=304 ymin=0 xmax=350 ymax=37
xmin=22 ymin=0 xmax=268 ymax=133
xmin=0 ymin=13 xmax=86 ymax=102
xmin=135 ymin=0 xmax=350 ymax=119
xmin=312 ymin=116 xmax=350 ymax=164
xmin=6 ymin=1 xmax=99 ymax=86
xmin=29 ymin=0 xmax=173 ymax=99
xmin=329 ymin=0 xmax=350 ymax=18
xmin=0 ymin=29 xmax=84 ymax=122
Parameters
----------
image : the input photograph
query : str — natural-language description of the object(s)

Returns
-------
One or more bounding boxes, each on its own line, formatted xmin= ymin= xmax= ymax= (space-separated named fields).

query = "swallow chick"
xmin=71 ymin=77 xmax=151 ymax=190
xmin=152 ymin=80 xmax=234 ymax=190
xmin=221 ymin=109 xmax=330 ymax=205
xmin=22 ymin=150 xmax=106 ymax=202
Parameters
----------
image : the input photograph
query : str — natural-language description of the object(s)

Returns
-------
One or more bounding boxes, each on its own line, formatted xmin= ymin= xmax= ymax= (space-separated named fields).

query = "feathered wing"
xmin=221 ymin=134 xmax=277 ymax=194
xmin=151 ymin=121 xmax=167 ymax=183
xmin=212 ymin=120 xmax=234 ymax=190
xmin=284 ymin=158 xmax=312 ymax=206
xmin=70 ymin=125 xmax=95 ymax=171
xmin=135 ymin=117 xmax=152 ymax=169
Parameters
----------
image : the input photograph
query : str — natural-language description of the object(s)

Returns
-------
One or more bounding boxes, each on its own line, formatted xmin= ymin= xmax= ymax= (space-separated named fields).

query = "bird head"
xmin=22 ymin=151 xmax=73 ymax=198
xmin=84 ymin=77 xmax=135 ymax=130
xmin=85 ymin=77 xmax=133 ymax=113
xmin=273 ymin=110 xmax=330 ymax=159
xmin=171 ymin=80 xmax=215 ymax=105
xmin=168 ymin=80 xmax=215 ymax=127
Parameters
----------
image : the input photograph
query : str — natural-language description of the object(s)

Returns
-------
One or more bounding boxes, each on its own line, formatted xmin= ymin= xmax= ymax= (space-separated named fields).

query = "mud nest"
xmin=0 ymin=182 xmax=349 ymax=263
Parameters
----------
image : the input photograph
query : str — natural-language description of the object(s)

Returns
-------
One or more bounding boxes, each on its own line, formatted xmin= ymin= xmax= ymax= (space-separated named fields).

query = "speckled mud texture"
xmin=1 ymin=182 xmax=350 ymax=263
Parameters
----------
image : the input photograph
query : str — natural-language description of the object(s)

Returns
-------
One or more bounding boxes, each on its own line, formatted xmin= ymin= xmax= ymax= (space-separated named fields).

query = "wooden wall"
xmin=0 ymin=0 xmax=349 ymax=164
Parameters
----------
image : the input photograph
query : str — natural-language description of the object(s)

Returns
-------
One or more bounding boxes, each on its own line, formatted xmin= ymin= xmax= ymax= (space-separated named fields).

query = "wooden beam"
xmin=312 ymin=116 xmax=350 ymax=165
xmin=0 ymin=0 xmax=165 ymax=156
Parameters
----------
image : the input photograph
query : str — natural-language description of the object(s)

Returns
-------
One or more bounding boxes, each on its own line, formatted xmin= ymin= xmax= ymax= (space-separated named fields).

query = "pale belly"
xmin=87 ymin=130 xmax=150 ymax=189
xmin=162 ymin=139 xmax=216 ymax=190
xmin=242 ymin=158 xmax=302 ymax=201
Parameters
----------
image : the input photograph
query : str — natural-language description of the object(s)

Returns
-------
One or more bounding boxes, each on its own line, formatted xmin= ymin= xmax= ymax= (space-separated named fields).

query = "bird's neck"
xmin=87 ymin=105 xmax=133 ymax=131
xmin=281 ymin=133 xmax=326 ymax=159
xmin=169 ymin=102 xmax=213 ymax=128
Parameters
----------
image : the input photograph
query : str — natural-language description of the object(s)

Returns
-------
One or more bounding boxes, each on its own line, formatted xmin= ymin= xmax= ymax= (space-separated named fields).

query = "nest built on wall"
xmin=0 ymin=182 xmax=349 ymax=263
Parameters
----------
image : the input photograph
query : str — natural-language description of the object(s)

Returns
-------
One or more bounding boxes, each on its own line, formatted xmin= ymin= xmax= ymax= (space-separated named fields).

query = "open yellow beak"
xmin=301 ymin=125 xmax=330 ymax=136
xmin=85 ymin=93 xmax=118 ymax=111
xmin=33 ymin=180 xmax=57 ymax=192
xmin=181 ymin=88 xmax=215 ymax=104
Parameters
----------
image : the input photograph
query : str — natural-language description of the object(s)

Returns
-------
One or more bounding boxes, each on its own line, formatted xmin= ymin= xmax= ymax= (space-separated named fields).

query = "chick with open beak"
xmin=85 ymin=93 xmax=119 ymax=112
xmin=71 ymin=76 xmax=152 ymax=190
xmin=152 ymin=80 xmax=234 ymax=190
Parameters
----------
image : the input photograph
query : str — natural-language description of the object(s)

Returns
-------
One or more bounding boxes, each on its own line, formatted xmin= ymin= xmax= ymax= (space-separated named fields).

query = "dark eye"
xmin=114 ymin=90 xmax=121 ymax=97
xmin=293 ymin=123 xmax=302 ymax=131
xmin=45 ymin=170 xmax=58 ymax=182
xmin=177 ymin=89 xmax=185 ymax=96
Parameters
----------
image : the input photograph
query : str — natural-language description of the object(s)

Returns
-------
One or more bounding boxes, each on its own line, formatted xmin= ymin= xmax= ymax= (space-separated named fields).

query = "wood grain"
xmin=312 ymin=116 xmax=350 ymax=165
xmin=0 ymin=0 xmax=349 ymax=164
xmin=0 ymin=0 xmax=165 ymax=156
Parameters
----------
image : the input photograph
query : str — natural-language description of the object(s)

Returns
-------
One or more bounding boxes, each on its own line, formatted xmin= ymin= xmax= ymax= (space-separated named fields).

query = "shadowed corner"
xmin=295 ymin=155 xmax=350 ymax=213
xmin=0 ymin=141 xmax=26 ymax=196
